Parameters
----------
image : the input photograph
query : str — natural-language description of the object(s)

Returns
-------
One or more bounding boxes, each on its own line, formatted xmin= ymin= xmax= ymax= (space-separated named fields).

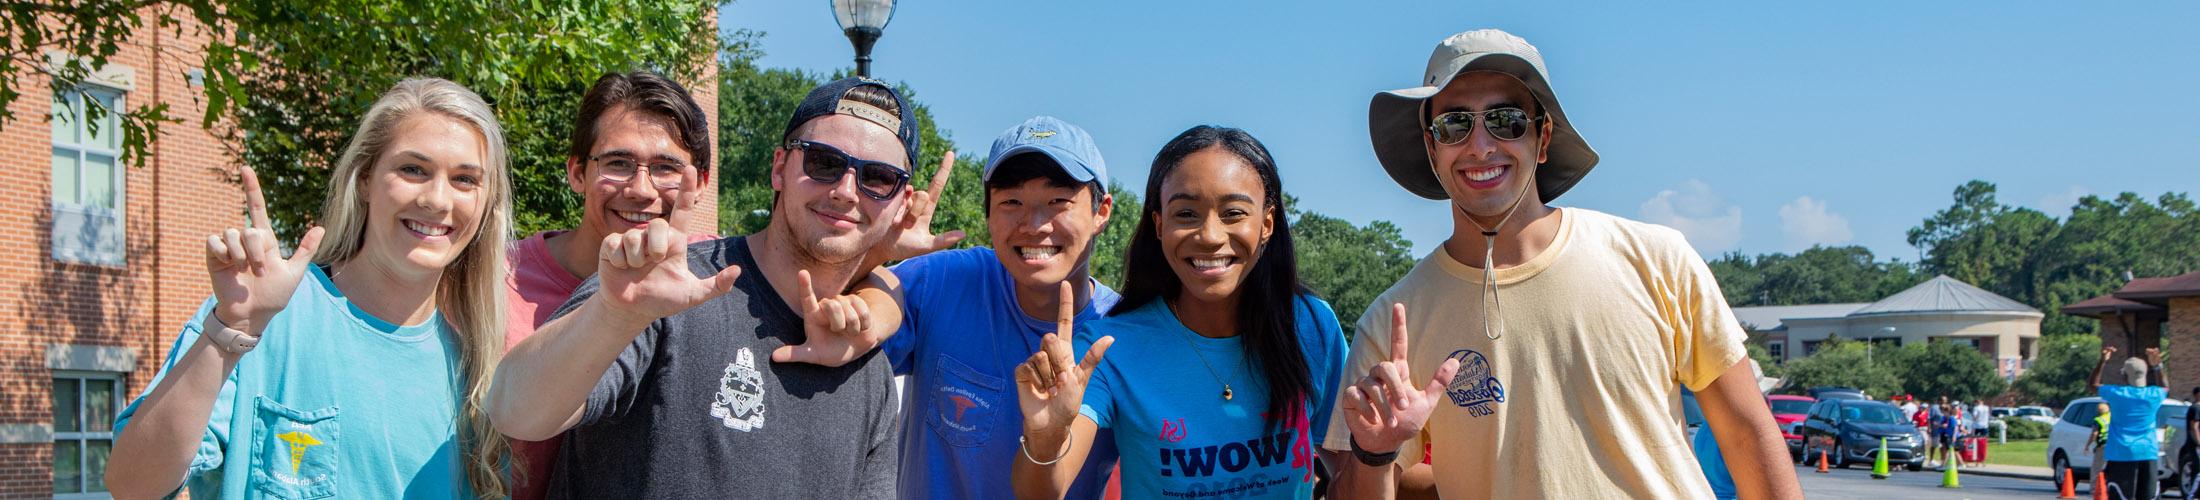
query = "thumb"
xmin=700 ymin=264 xmax=743 ymax=299
xmin=932 ymin=230 xmax=966 ymax=250
xmin=289 ymin=226 xmax=326 ymax=266
xmin=1423 ymin=357 xmax=1461 ymax=400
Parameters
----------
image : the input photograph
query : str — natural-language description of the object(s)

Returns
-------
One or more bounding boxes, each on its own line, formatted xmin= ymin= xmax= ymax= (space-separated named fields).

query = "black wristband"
xmin=1349 ymin=436 xmax=1400 ymax=467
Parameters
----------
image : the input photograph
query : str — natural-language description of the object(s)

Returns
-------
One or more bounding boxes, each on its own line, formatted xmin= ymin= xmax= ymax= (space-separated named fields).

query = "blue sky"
xmin=719 ymin=1 xmax=2199 ymax=261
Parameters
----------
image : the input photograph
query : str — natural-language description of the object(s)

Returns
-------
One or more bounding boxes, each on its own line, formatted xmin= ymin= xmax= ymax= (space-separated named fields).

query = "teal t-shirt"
xmin=2100 ymin=384 xmax=2168 ymax=461
xmin=1075 ymin=294 xmax=1348 ymax=500
xmin=115 ymin=265 xmax=471 ymax=499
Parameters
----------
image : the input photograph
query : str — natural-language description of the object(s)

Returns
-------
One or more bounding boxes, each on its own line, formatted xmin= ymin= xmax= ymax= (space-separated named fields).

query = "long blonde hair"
xmin=311 ymin=77 xmax=511 ymax=498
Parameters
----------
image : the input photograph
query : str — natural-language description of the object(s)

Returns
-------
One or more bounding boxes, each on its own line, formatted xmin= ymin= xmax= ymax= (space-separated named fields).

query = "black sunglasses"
xmin=784 ymin=140 xmax=911 ymax=201
xmin=1427 ymin=107 xmax=1544 ymax=145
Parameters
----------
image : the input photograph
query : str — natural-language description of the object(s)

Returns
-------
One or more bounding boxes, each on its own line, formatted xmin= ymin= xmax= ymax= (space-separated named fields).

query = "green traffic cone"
xmin=1939 ymin=454 xmax=1962 ymax=488
xmin=1870 ymin=437 xmax=1890 ymax=479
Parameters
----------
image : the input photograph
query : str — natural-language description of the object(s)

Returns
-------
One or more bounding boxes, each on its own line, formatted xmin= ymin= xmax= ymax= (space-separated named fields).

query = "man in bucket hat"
xmin=1319 ymin=29 xmax=1802 ymax=498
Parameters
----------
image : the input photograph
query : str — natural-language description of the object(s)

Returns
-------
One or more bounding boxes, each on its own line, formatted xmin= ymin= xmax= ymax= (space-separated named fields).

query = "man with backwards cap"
xmin=1319 ymin=29 xmax=1803 ymax=498
xmin=489 ymin=77 xmax=929 ymax=498
xmin=880 ymin=115 xmax=1123 ymax=499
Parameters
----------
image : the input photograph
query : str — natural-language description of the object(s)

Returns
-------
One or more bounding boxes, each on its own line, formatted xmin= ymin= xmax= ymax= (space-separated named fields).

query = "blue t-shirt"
xmin=115 ymin=265 xmax=470 ymax=499
xmin=884 ymin=247 xmax=1120 ymax=500
xmin=1074 ymin=294 xmax=1348 ymax=500
xmin=2100 ymin=384 xmax=2169 ymax=461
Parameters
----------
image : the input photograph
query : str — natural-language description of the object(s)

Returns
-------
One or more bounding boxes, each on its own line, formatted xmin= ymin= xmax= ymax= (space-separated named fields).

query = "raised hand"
xmin=593 ymin=218 xmax=742 ymax=327
xmin=878 ymin=150 xmax=966 ymax=262
xmin=2102 ymin=346 xmax=2118 ymax=362
xmin=772 ymin=269 xmax=886 ymax=367
xmin=206 ymin=166 xmax=325 ymax=332
xmin=1015 ymin=281 xmax=1114 ymax=439
xmin=2146 ymin=347 xmax=2161 ymax=364
xmin=1341 ymin=303 xmax=1462 ymax=455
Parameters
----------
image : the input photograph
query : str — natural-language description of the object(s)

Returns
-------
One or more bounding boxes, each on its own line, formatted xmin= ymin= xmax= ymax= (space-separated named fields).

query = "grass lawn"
xmin=1984 ymin=439 xmax=2050 ymax=469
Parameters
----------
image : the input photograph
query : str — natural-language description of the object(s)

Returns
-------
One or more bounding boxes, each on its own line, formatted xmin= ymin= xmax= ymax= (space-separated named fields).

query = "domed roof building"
xmin=1735 ymin=275 xmax=2043 ymax=377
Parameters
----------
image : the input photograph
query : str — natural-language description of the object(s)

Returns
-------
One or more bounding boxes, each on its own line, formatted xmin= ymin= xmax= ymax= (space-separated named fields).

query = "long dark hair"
xmin=1113 ymin=125 xmax=1313 ymax=426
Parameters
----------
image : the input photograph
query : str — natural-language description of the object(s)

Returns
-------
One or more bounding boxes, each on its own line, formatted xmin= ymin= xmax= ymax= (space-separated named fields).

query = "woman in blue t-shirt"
xmin=1010 ymin=125 xmax=1348 ymax=499
xmin=109 ymin=78 xmax=513 ymax=499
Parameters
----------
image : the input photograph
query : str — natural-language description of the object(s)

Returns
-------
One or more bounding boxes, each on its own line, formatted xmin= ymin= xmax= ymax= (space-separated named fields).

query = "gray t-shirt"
xmin=546 ymin=236 xmax=898 ymax=499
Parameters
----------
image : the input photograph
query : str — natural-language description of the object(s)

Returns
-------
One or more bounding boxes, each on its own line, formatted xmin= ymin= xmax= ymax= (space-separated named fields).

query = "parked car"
xmin=2046 ymin=397 xmax=2192 ymax=494
xmin=1768 ymin=395 xmax=1817 ymax=460
xmin=1800 ymin=399 xmax=1924 ymax=470
xmin=2011 ymin=405 xmax=2058 ymax=425
xmin=1809 ymin=386 xmax=1868 ymax=401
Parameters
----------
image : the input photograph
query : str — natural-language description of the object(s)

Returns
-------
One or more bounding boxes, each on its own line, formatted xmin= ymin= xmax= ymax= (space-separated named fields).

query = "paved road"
xmin=1797 ymin=464 xmax=2064 ymax=500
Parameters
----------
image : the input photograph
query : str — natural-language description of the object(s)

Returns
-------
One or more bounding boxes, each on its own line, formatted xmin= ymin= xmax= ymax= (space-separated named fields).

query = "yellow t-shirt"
xmin=1320 ymin=208 xmax=1747 ymax=499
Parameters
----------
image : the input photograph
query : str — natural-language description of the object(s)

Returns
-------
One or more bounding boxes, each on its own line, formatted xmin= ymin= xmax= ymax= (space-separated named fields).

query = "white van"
xmin=2047 ymin=396 xmax=2191 ymax=494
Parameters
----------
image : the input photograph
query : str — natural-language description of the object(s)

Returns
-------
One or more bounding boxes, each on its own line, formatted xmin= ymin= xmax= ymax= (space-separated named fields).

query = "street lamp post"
xmin=830 ymin=0 xmax=896 ymax=78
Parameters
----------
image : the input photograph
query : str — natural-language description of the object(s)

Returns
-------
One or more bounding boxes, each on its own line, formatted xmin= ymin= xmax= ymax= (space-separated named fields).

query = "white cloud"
xmin=2038 ymin=185 xmax=2091 ymax=215
xmin=1777 ymin=196 xmax=1853 ymax=252
xmin=1638 ymin=179 xmax=1743 ymax=253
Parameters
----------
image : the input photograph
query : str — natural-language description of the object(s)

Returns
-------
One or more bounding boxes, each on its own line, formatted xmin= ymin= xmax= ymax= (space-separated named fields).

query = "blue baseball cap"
xmin=983 ymin=116 xmax=1107 ymax=188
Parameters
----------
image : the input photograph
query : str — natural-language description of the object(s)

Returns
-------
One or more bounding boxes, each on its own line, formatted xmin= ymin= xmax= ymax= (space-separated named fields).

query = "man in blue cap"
xmin=881 ymin=115 xmax=1122 ymax=499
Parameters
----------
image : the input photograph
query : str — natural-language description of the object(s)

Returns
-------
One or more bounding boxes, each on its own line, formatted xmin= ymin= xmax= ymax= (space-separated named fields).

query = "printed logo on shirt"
xmin=933 ymin=384 xmax=995 ymax=434
xmin=277 ymin=430 xmax=322 ymax=473
xmin=709 ymin=348 xmax=768 ymax=431
xmin=1159 ymin=418 xmax=1189 ymax=443
xmin=1443 ymin=349 xmax=1506 ymax=417
xmin=1151 ymin=407 xmax=1319 ymax=497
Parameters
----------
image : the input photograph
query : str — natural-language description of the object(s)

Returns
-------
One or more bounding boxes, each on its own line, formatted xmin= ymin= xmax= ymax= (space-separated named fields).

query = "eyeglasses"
xmin=592 ymin=154 xmax=690 ymax=191
xmin=784 ymin=139 xmax=910 ymax=201
xmin=1427 ymin=107 xmax=1542 ymax=145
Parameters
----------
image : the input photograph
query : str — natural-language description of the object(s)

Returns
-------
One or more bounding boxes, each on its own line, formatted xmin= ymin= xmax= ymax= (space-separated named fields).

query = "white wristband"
xmin=204 ymin=315 xmax=260 ymax=355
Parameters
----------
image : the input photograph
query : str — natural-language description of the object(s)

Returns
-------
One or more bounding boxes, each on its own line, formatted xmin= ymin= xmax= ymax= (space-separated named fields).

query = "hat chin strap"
xmin=1452 ymin=167 xmax=1535 ymax=341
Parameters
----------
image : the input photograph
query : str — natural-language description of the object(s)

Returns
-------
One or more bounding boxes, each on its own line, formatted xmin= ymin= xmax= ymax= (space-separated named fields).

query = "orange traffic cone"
xmin=2092 ymin=471 xmax=2107 ymax=500
xmin=1815 ymin=448 xmax=1830 ymax=473
xmin=2056 ymin=467 xmax=2077 ymax=499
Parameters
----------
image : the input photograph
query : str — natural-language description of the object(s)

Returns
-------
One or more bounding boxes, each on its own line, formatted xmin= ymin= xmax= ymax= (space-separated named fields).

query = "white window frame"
xmin=52 ymin=370 xmax=122 ymax=499
xmin=50 ymin=86 xmax=128 ymax=268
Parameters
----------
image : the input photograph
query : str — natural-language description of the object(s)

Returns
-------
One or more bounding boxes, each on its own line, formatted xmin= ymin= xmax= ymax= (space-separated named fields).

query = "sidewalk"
xmin=1958 ymin=463 xmax=2053 ymax=481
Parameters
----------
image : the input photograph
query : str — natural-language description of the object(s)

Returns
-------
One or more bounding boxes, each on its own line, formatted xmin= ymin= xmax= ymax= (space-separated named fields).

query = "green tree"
xmin=213 ymin=0 xmax=720 ymax=238
xmin=1777 ymin=338 xmax=1904 ymax=398
xmin=2013 ymin=334 xmax=2103 ymax=407
xmin=2 ymin=1 xmax=225 ymax=165
xmin=1882 ymin=341 xmax=2008 ymax=401
xmin=1707 ymin=246 xmax=1923 ymax=306
xmin=1289 ymin=196 xmax=1416 ymax=337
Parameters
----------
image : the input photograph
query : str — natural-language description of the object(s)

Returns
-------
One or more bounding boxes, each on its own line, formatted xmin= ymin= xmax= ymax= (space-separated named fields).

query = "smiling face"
xmin=987 ymin=173 xmax=1111 ymax=289
xmin=357 ymin=112 xmax=489 ymax=279
xmin=1424 ymin=71 xmax=1555 ymax=218
xmin=568 ymin=104 xmax=704 ymax=240
xmin=1155 ymin=147 xmax=1273 ymax=305
xmin=769 ymin=114 xmax=910 ymax=264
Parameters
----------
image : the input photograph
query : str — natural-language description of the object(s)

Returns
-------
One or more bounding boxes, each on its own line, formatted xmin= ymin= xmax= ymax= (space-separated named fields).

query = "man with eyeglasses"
xmin=871 ymin=115 xmax=1124 ymax=499
xmin=490 ymin=76 xmax=927 ymax=498
xmin=1320 ymin=29 xmax=1802 ymax=498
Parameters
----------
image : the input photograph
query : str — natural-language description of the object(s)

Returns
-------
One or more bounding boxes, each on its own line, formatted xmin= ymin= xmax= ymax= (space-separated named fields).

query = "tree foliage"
xmin=1289 ymin=196 xmax=1416 ymax=337
xmin=1776 ymin=338 xmax=1905 ymax=398
xmin=1881 ymin=341 xmax=2008 ymax=402
xmin=2012 ymin=334 xmax=2104 ymax=408
xmin=1708 ymin=245 xmax=1923 ymax=307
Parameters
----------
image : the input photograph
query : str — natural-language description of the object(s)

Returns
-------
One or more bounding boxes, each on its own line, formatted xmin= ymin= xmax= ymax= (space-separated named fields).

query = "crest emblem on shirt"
xmin=1444 ymin=349 xmax=1506 ymax=417
xmin=710 ymin=348 xmax=767 ymax=431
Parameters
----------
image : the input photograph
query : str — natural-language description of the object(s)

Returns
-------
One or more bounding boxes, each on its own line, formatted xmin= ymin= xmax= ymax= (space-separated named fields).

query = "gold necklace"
xmin=1168 ymin=300 xmax=1235 ymax=401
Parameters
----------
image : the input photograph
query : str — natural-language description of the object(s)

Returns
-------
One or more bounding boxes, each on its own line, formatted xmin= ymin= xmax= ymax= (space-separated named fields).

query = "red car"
xmin=1768 ymin=395 xmax=1816 ymax=460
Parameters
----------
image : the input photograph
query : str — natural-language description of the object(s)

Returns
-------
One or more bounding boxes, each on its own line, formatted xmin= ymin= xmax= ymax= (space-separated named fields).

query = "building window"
xmin=1802 ymin=340 xmax=1821 ymax=356
xmin=1768 ymin=342 xmax=1786 ymax=360
xmin=53 ymin=371 xmax=121 ymax=498
xmin=50 ymin=88 xmax=127 ymax=267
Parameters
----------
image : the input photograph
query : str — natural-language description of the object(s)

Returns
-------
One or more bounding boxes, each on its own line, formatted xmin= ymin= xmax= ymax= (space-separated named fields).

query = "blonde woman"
xmin=109 ymin=77 xmax=512 ymax=499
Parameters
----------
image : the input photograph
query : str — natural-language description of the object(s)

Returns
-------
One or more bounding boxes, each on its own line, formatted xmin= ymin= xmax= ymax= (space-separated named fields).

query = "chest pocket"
xmin=929 ymin=354 xmax=1007 ymax=448
xmin=249 ymin=396 xmax=340 ymax=499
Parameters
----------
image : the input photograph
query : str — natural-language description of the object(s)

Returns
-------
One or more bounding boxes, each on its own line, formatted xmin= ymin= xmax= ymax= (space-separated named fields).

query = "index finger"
xmin=241 ymin=166 xmax=272 ymax=230
xmin=1056 ymin=280 xmax=1075 ymax=336
xmin=925 ymin=150 xmax=956 ymax=197
xmin=1389 ymin=303 xmax=1411 ymax=363
xmin=797 ymin=269 xmax=820 ymax=312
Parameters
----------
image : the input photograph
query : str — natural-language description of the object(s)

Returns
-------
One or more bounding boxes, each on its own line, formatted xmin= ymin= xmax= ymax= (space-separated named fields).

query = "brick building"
xmin=3 ymin=8 xmax=719 ymax=498
xmin=2064 ymin=271 xmax=2200 ymax=395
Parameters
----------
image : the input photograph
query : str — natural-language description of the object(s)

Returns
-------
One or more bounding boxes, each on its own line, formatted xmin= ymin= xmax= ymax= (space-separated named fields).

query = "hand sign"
xmin=206 ymin=166 xmax=325 ymax=333
xmin=879 ymin=150 xmax=966 ymax=262
xmin=772 ymin=269 xmax=885 ymax=367
xmin=1015 ymin=281 xmax=1114 ymax=437
xmin=1341 ymin=303 xmax=1461 ymax=455
xmin=593 ymin=219 xmax=743 ymax=327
